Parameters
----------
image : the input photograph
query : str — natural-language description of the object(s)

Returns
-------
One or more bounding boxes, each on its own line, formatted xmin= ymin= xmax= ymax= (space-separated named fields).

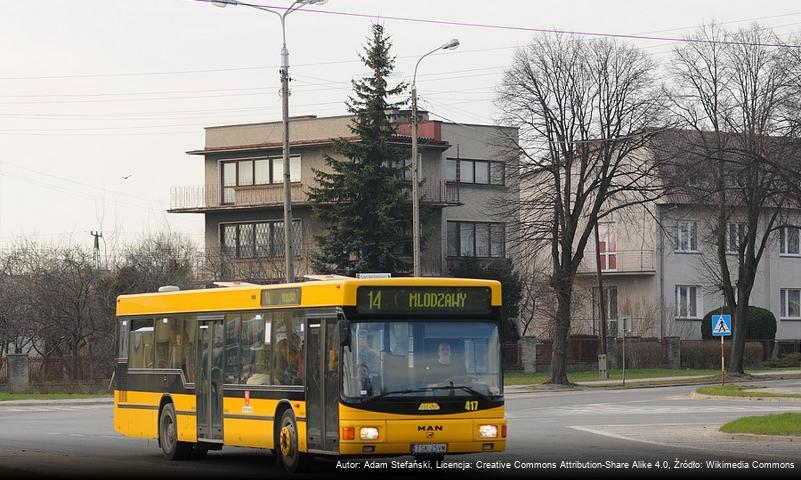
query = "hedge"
xmin=681 ymin=341 xmax=763 ymax=369
xmin=701 ymin=306 xmax=777 ymax=340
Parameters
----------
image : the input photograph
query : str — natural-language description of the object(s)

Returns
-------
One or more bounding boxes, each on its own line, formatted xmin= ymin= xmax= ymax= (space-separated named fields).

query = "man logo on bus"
xmin=418 ymin=425 xmax=443 ymax=431
xmin=418 ymin=402 xmax=440 ymax=411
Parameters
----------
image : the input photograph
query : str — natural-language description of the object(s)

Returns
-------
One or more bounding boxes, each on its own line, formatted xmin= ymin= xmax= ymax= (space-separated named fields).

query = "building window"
xmin=221 ymin=156 xmax=301 ymax=204
xmin=446 ymin=158 xmax=504 ymax=186
xmin=592 ymin=286 xmax=618 ymax=335
xmin=675 ymin=285 xmax=701 ymax=319
xmin=220 ymin=220 xmax=301 ymax=259
xmin=780 ymin=288 xmax=801 ymax=319
xmin=597 ymin=223 xmax=617 ymax=271
xmin=447 ymin=221 xmax=505 ymax=258
xmin=780 ymin=227 xmax=801 ymax=256
xmin=673 ymin=221 xmax=698 ymax=253
xmin=727 ymin=223 xmax=746 ymax=254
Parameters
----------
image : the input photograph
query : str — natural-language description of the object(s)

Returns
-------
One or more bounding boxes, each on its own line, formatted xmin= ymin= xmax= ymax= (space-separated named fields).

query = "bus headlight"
xmin=478 ymin=425 xmax=498 ymax=439
xmin=360 ymin=427 xmax=380 ymax=440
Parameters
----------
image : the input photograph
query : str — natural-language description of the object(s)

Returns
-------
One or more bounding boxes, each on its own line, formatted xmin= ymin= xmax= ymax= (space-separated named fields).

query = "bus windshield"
xmin=342 ymin=321 xmax=501 ymax=400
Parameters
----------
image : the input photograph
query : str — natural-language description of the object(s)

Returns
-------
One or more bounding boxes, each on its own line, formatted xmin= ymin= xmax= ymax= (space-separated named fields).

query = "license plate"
xmin=411 ymin=443 xmax=447 ymax=454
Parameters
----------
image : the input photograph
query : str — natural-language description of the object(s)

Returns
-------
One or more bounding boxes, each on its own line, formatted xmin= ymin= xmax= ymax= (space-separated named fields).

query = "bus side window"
xmin=272 ymin=311 xmax=304 ymax=386
xmin=224 ymin=314 xmax=242 ymax=384
xmin=181 ymin=316 xmax=196 ymax=383
xmin=129 ymin=319 xmax=154 ymax=369
xmin=154 ymin=317 xmax=184 ymax=370
xmin=118 ymin=319 xmax=129 ymax=360
xmin=242 ymin=313 xmax=270 ymax=386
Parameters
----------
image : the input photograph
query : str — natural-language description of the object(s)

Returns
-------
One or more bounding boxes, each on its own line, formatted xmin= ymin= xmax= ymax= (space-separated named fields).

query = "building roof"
xmin=187 ymin=133 xmax=450 ymax=156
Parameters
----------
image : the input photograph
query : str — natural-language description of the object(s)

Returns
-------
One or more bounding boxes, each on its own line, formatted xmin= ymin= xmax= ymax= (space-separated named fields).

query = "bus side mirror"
xmin=340 ymin=318 xmax=351 ymax=347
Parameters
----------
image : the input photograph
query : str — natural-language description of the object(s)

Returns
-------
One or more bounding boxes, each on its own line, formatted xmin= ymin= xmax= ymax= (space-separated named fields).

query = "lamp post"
xmin=212 ymin=0 xmax=328 ymax=283
xmin=410 ymin=38 xmax=459 ymax=277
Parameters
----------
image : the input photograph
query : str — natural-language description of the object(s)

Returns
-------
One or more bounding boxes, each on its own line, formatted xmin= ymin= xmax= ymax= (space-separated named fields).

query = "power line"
xmin=202 ymin=0 xmax=801 ymax=48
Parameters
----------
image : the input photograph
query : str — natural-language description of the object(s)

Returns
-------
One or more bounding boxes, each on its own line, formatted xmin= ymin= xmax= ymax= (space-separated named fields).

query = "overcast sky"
xmin=1 ymin=0 xmax=799 ymax=255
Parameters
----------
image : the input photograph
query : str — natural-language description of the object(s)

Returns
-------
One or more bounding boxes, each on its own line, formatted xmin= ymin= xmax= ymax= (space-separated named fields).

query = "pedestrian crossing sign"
xmin=711 ymin=314 xmax=732 ymax=337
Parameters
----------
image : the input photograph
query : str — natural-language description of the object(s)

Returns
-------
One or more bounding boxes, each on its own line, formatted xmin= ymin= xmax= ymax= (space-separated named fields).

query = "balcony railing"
xmin=577 ymin=249 xmax=656 ymax=274
xmin=170 ymin=180 xmax=460 ymax=212
xmin=170 ymin=183 xmax=307 ymax=211
xmin=418 ymin=181 xmax=460 ymax=206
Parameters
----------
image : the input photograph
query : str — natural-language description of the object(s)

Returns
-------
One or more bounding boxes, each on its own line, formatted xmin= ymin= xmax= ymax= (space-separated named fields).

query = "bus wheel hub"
xmin=280 ymin=426 xmax=294 ymax=456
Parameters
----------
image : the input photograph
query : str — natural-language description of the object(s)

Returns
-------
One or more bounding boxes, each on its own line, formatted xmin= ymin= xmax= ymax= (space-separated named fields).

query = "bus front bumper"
xmin=338 ymin=417 xmax=506 ymax=456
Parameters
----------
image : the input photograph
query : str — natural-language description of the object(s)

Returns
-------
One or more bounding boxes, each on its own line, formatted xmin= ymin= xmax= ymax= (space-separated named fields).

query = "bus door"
xmin=197 ymin=316 xmax=224 ymax=443
xmin=305 ymin=310 xmax=340 ymax=453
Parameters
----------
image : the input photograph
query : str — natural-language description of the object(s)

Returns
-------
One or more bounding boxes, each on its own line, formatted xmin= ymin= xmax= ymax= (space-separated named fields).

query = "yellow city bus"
xmin=113 ymin=277 xmax=506 ymax=472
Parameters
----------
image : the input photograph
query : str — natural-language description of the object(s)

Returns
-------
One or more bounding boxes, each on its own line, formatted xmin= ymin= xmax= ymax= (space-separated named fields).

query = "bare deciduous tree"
xmin=496 ymin=33 xmax=666 ymax=384
xmin=666 ymin=24 xmax=801 ymax=373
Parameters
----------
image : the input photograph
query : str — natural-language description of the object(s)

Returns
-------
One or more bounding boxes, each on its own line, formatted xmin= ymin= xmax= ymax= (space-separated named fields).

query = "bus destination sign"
xmin=356 ymin=286 xmax=491 ymax=315
xmin=261 ymin=287 xmax=301 ymax=307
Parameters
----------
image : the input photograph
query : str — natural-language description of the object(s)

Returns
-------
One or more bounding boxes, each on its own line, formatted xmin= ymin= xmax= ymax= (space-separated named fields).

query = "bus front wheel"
xmin=159 ymin=403 xmax=192 ymax=461
xmin=277 ymin=409 xmax=309 ymax=472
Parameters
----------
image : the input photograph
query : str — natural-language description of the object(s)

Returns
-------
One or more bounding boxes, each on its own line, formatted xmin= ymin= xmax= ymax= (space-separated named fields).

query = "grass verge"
xmin=696 ymin=384 xmax=801 ymax=399
xmin=505 ymin=368 xmax=719 ymax=385
xmin=720 ymin=413 xmax=801 ymax=436
xmin=0 ymin=392 xmax=111 ymax=402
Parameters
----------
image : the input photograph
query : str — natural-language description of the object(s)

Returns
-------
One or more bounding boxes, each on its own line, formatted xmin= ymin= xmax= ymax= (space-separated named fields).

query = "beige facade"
xmin=169 ymin=112 xmax=518 ymax=281
xmin=521 ymin=148 xmax=801 ymax=341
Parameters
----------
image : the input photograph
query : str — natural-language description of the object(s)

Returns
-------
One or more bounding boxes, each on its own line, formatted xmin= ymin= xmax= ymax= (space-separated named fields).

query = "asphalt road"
xmin=1 ymin=380 xmax=799 ymax=478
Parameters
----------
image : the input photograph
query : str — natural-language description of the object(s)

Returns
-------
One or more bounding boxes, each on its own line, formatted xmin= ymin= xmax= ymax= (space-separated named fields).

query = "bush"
xmin=701 ymin=306 xmax=777 ymax=340
xmin=615 ymin=340 xmax=666 ymax=369
xmin=681 ymin=341 xmax=763 ymax=369
xmin=761 ymin=353 xmax=801 ymax=369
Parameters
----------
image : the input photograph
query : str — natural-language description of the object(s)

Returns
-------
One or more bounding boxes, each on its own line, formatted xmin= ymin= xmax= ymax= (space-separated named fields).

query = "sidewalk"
xmin=505 ymin=369 xmax=801 ymax=392
xmin=0 ymin=397 xmax=113 ymax=407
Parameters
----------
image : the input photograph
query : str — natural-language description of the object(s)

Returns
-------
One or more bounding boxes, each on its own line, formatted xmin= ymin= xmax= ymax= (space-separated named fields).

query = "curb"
xmin=689 ymin=391 xmax=801 ymax=403
xmin=505 ymin=374 xmax=801 ymax=394
xmin=0 ymin=397 xmax=113 ymax=407
xmin=727 ymin=432 xmax=800 ymax=443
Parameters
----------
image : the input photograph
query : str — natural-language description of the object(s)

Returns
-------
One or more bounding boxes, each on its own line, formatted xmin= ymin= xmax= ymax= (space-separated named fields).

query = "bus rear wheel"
xmin=277 ymin=409 xmax=310 ymax=472
xmin=159 ymin=403 xmax=192 ymax=460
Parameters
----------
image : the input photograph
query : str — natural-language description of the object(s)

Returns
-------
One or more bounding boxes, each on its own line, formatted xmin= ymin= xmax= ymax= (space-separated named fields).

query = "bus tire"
xmin=159 ymin=403 xmax=192 ymax=461
xmin=276 ymin=409 xmax=309 ymax=472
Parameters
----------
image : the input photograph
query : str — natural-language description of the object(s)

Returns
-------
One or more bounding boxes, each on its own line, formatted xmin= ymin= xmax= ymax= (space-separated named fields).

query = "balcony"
xmin=577 ymin=249 xmax=656 ymax=275
xmin=169 ymin=180 xmax=460 ymax=213
xmin=169 ymin=183 xmax=307 ymax=213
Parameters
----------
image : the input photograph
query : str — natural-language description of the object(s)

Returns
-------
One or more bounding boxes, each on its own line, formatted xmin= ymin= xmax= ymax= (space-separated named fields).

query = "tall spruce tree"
xmin=308 ymin=24 xmax=412 ymax=275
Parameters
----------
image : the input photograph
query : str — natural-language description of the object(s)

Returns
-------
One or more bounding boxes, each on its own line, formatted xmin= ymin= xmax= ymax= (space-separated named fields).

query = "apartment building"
xmin=168 ymin=112 xmax=518 ymax=281
xmin=529 ymin=142 xmax=801 ymax=341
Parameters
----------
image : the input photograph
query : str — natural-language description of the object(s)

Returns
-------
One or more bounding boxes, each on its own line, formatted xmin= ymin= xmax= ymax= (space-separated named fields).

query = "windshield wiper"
xmin=426 ymin=384 xmax=493 ymax=402
xmin=370 ymin=387 xmax=433 ymax=401
xmin=369 ymin=385 xmax=493 ymax=402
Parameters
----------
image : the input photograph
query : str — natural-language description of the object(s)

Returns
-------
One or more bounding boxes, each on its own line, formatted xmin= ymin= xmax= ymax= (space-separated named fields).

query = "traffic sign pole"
xmin=721 ymin=335 xmax=725 ymax=386
xmin=711 ymin=314 xmax=732 ymax=386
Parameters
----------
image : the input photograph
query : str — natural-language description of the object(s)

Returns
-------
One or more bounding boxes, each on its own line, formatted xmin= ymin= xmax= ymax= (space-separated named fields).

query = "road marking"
xmin=568 ymin=425 xmax=686 ymax=449
xmin=567 ymin=424 xmax=801 ymax=461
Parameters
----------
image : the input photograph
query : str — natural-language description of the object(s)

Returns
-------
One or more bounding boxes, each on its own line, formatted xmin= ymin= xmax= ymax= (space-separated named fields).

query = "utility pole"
xmin=280 ymin=40 xmax=294 ymax=284
xmin=594 ymin=223 xmax=609 ymax=379
xmin=90 ymin=231 xmax=103 ymax=270
xmin=410 ymin=39 xmax=459 ymax=277
xmin=210 ymin=0 xmax=331 ymax=284
xmin=410 ymin=86 xmax=421 ymax=277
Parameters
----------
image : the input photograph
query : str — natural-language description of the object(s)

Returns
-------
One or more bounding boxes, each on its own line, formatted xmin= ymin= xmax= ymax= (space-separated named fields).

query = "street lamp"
xmin=212 ymin=0 xmax=328 ymax=283
xmin=410 ymin=38 xmax=459 ymax=277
